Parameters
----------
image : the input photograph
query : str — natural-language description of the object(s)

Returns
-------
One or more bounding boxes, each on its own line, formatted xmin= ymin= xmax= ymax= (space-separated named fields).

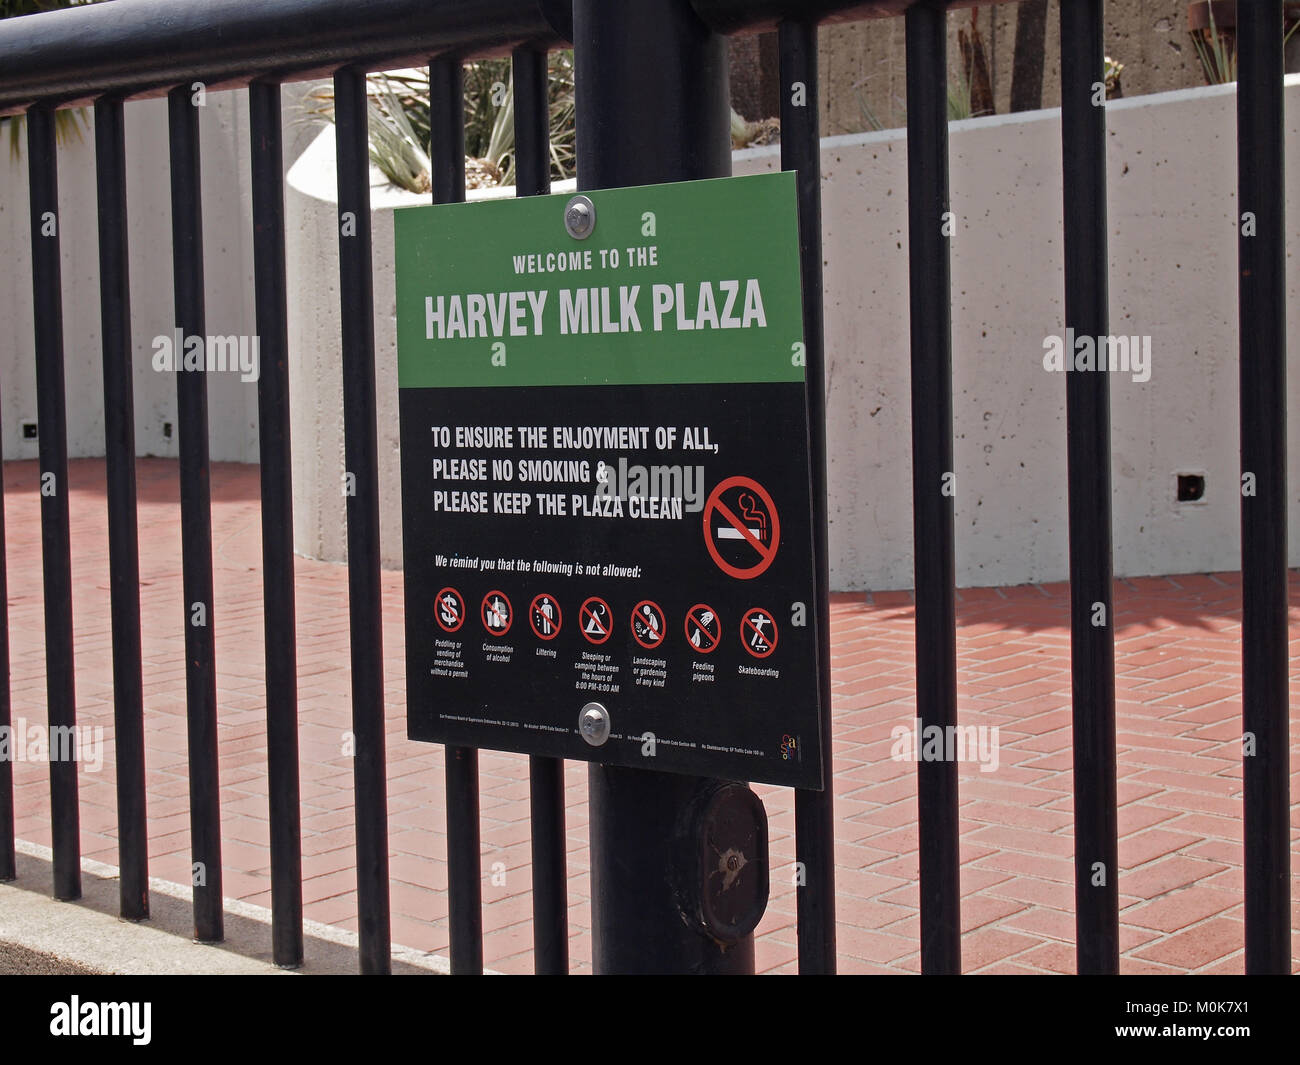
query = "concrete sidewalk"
xmin=3 ymin=457 xmax=1297 ymax=973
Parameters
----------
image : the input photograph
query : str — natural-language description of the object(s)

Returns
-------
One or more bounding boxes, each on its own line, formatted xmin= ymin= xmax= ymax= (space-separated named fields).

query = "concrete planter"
xmin=285 ymin=77 xmax=1300 ymax=590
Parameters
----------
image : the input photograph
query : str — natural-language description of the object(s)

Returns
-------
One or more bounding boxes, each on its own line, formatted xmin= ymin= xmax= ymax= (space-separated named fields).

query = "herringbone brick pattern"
xmin=4 ymin=458 xmax=1297 ymax=973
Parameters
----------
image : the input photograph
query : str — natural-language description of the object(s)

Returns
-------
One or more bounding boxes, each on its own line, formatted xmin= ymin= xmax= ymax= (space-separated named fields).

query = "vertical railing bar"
xmin=0 ymin=391 xmax=11 ymax=883
xmin=1059 ymin=0 xmax=1119 ymax=974
xmin=512 ymin=43 xmax=570 ymax=977
xmin=333 ymin=65 xmax=393 ymax=976
xmin=94 ymin=93 xmax=149 ymax=921
xmin=778 ymin=17 xmax=837 ymax=976
xmin=167 ymin=85 xmax=224 ymax=942
xmin=249 ymin=78 xmax=305 ymax=969
xmin=903 ymin=0 xmax=961 ymax=974
xmin=1236 ymin=0 xmax=1289 ymax=975
xmin=27 ymin=103 xmax=82 ymax=903
xmin=0 ymin=234 xmax=12 ymax=882
xmin=429 ymin=54 xmax=484 ymax=976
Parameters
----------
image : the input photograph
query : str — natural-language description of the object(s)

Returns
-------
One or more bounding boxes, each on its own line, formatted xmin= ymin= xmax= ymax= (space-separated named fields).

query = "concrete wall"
xmin=0 ymin=85 xmax=323 ymax=465
xmin=754 ymin=76 xmax=1300 ymax=590
xmin=3 ymin=75 xmax=1298 ymax=592
xmin=820 ymin=0 xmax=1276 ymax=136
xmin=285 ymin=76 xmax=1300 ymax=591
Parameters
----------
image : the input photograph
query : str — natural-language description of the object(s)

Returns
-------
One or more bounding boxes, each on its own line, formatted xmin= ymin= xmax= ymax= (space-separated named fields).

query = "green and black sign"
xmin=396 ymin=172 xmax=823 ymax=788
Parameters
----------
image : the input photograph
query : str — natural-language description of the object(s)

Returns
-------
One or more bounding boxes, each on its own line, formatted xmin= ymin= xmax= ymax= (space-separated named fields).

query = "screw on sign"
xmin=481 ymin=590 xmax=512 ymax=636
xmin=685 ymin=603 xmax=721 ymax=654
xmin=703 ymin=476 xmax=780 ymax=580
xmin=631 ymin=600 xmax=667 ymax=649
xmin=740 ymin=607 xmax=778 ymax=659
xmin=435 ymin=586 xmax=465 ymax=633
xmin=580 ymin=596 xmax=613 ymax=645
xmin=530 ymin=593 xmax=562 ymax=640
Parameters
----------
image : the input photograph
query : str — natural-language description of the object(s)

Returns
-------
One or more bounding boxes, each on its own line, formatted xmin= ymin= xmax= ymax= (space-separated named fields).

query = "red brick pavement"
xmin=4 ymin=458 xmax=1298 ymax=973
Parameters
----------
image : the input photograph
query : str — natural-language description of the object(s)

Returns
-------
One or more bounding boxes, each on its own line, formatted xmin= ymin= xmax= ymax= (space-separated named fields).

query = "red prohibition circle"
xmin=740 ymin=607 xmax=779 ymax=659
xmin=703 ymin=475 xmax=781 ymax=580
xmin=434 ymin=586 xmax=465 ymax=633
xmin=684 ymin=603 xmax=721 ymax=654
xmin=480 ymin=590 xmax=513 ymax=636
xmin=630 ymin=600 xmax=667 ymax=650
xmin=529 ymin=593 xmax=563 ymax=641
xmin=579 ymin=596 xmax=613 ymax=645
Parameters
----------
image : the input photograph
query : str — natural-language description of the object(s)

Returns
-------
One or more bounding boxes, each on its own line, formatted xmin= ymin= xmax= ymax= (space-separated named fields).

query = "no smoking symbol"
xmin=631 ymin=600 xmax=666 ymax=649
xmin=529 ymin=594 xmax=562 ymax=640
xmin=741 ymin=607 xmax=778 ymax=658
xmin=703 ymin=476 xmax=780 ymax=580
xmin=685 ymin=604 xmax=720 ymax=654
xmin=481 ymin=590 xmax=512 ymax=636
xmin=435 ymin=586 xmax=465 ymax=633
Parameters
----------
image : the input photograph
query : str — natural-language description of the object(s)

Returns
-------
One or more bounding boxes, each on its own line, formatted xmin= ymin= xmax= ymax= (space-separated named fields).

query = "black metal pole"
xmin=778 ymin=17 xmax=836 ymax=976
xmin=94 ymin=93 xmax=149 ymax=921
xmin=1236 ymin=0 xmax=1289 ymax=976
xmin=513 ymin=42 xmax=570 ymax=977
xmin=333 ymin=65 xmax=393 ymax=975
xmin=575 ymin=0 xmax=757 ymax=976
xmin=249 ymin=79 xmax=305 ymax=969
xmin=429 ymin=55 xmax=485 ymax=976
xmin=0 ymin=388 xmax=10 ymax=883
xmin=167 ymin=85 xmax=223 ymax=942
xmin=903 ymin=0 xmax=960 ymax=975
xmin=1059 ymin=0 xmax=1118 ymax=974
xmin=27 ymin=103 xmax=81 ymax=903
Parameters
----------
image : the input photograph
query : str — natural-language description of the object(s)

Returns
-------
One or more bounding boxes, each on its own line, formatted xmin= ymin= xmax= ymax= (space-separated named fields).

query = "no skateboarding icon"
xmin=580 ymin=596 xmax=613 ymax=645
xmin=631 ymin=600 xmax=666 ymax=649
xmin=435 ymin=587 xmax=465 ymax=633
xmin=685 ymin=604 xmax=720 ymax=654
xmin=529 ymin=594 xmax=562 ymax=640
xmin=704 ymin=476 xmax=780 ymax=580
xmin=481 ymin=590 xmax=512 ymax=636
xmin=741 ymin=607 xmax=778 ymax=658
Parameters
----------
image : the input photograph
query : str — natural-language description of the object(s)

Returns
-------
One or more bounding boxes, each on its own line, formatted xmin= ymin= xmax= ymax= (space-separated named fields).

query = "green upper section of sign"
xmin=395 ymin=172 xmax=805 ymax=389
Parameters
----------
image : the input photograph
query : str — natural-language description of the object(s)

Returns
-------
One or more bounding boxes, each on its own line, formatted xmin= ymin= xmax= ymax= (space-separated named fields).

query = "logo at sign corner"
xmin=529 ymin=593 xmax=562 ymax=640
xmin=703 ymin=476 xmax=780 ymax=580
xmin=580 ymin=596 xmax=613 ymax=645
xmin=435 ymin=587 xmax=465 ymax=633
xmin=631 ymin=600 xmax=667 ymax=649
xmin=481 ymin=590 xmax=513 ymax=636
xmin=684 ymin=603 xmax=721 ymax=654
xmin=740 ymin=607 xmax=778 ymax=658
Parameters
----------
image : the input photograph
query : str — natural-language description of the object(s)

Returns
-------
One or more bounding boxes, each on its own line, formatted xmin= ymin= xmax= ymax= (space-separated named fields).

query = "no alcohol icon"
xmin=481 ymin=590 xmax=512 ymax=636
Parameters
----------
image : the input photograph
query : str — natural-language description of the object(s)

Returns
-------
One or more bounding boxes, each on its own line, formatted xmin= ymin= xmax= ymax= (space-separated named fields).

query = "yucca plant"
xmin=306 ymin=51 xmax=576 ymax=195
xmin=0 ymin=0 xmax=101 ymax=159
xmin=1190 ymin=2 xmax=1237 ymax=84
xmin=1190 ymin=1 xmax=1300 ymax=85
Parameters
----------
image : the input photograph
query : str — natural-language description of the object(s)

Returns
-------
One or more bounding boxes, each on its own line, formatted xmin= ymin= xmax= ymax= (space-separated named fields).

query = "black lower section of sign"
xmin=399 ymin=382 xmax=823 ymax=788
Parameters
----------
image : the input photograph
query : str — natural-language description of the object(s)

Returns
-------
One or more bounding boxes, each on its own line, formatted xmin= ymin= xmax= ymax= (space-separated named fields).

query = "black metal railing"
xmin=0 ymin=0 xmax=1290 ymax=975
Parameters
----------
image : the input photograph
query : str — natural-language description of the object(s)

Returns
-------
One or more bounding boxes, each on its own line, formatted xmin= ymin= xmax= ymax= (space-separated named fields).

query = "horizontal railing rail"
xmin=0 ymin=0 xmax=1005 ymax=115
